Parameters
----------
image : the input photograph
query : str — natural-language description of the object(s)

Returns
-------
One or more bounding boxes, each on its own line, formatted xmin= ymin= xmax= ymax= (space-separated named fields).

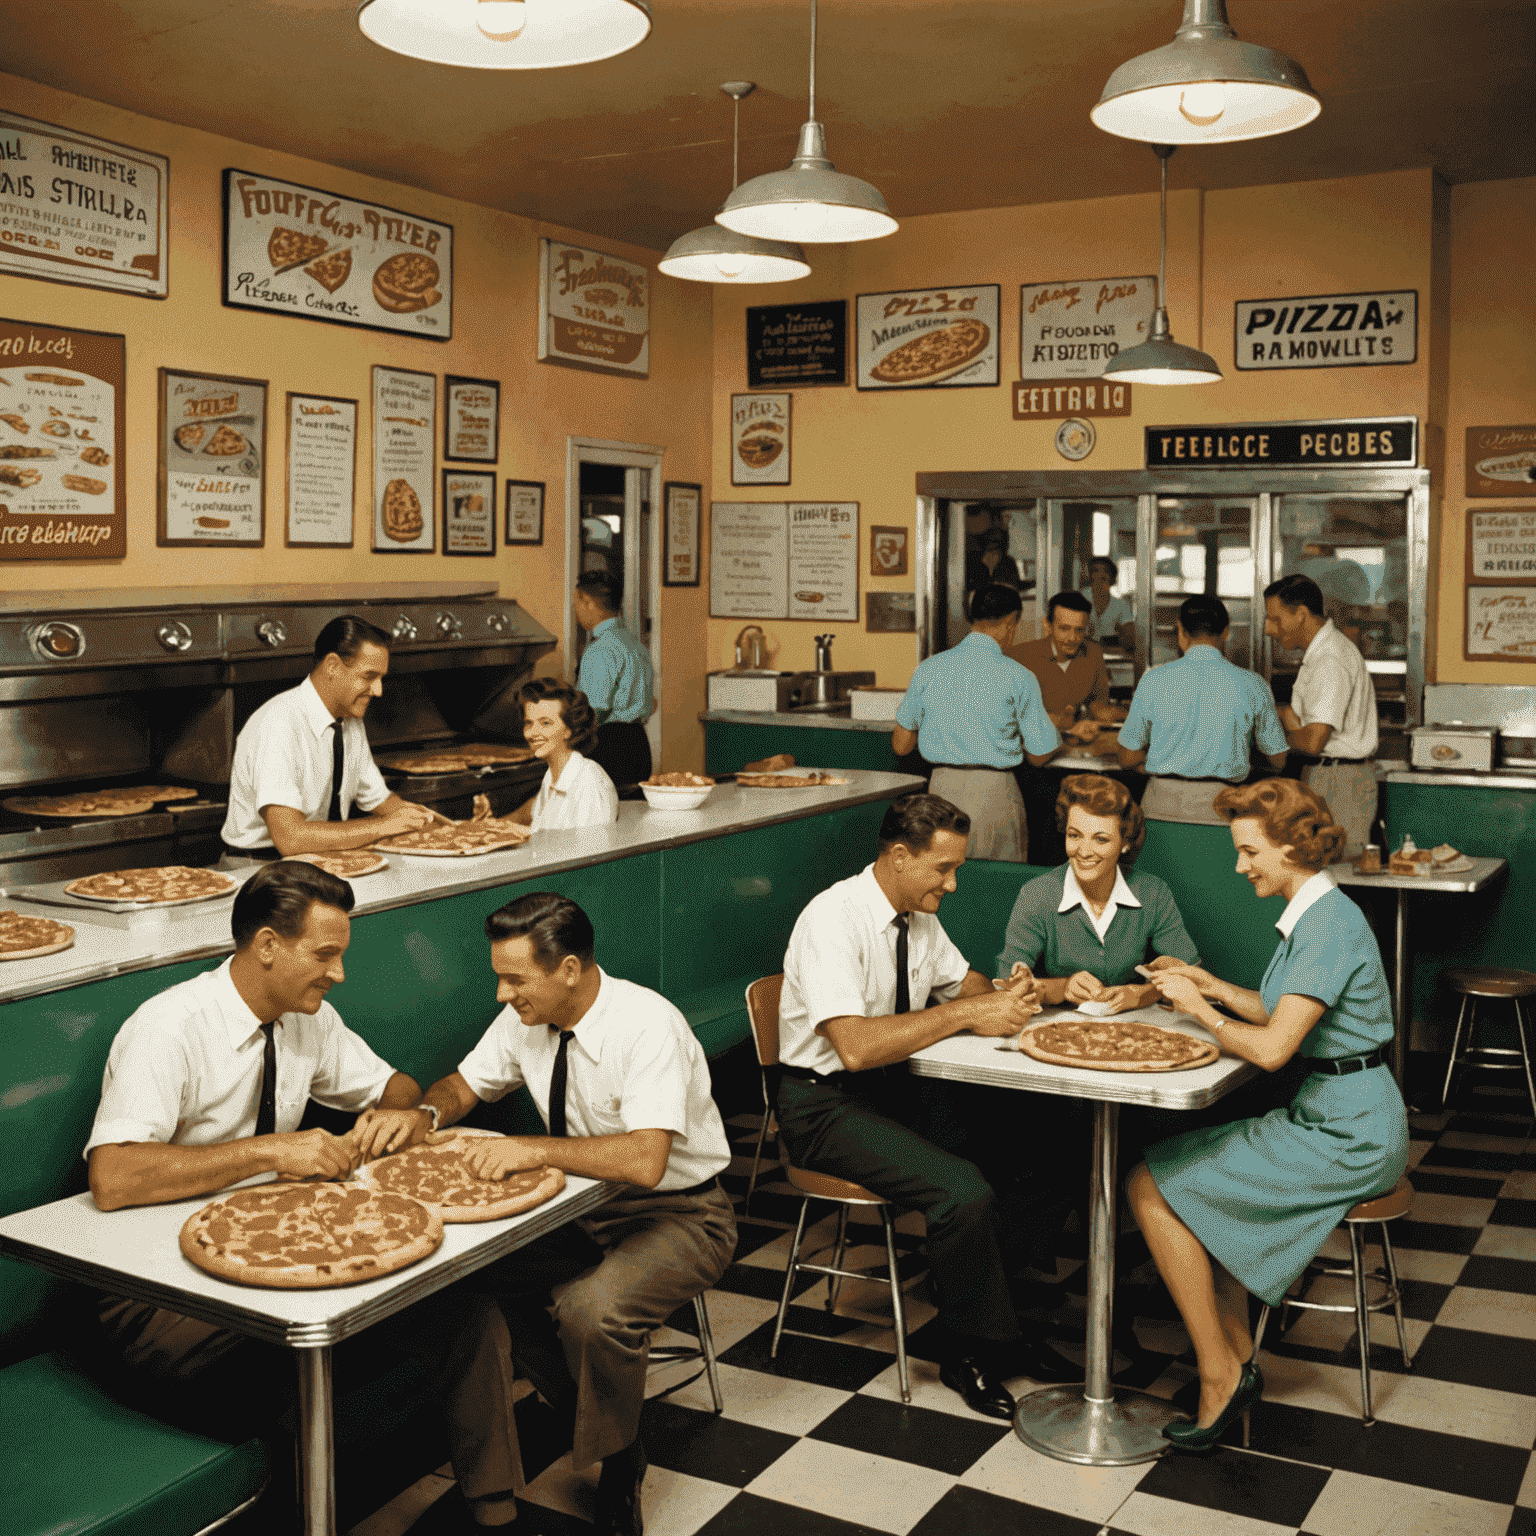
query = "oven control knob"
xmin=391 ymin=616 xmax=418 ymax=643
xmin=435 ymin=611 xmax=462 ymax=639
xmin=157 ymin=621 xmax=194 ymax=653
xmin=256 ymin=619 xmax=287 ymax=649
xmin=33 ymin=621 xmax=85 ymax=660
xmin=485 ymin=610 xmax=509 ymax=634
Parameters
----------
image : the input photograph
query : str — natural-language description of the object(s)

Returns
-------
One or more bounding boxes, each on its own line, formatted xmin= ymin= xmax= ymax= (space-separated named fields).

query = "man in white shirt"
xmin=776 ymin=793 xmax=1078 ymax=1424
xmin=1264 ymin=574 xmax=1380 ymax=856
xmin=415 ymin=893 xmax=735 ymax=1536
xmin=221 ymin=614 xmax=433 ymax=857
xmin=85 ymin=860 xmax=526 ymax=1527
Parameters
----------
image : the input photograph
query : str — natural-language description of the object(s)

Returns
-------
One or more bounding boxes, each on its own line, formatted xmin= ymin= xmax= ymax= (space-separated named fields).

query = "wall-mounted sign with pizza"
xmin=731 ymin=392 xmax=791 ymax=485
xmin=371 ymin=366 xmax=436 ymax=554
xmin=855 ymin=285 xmax=1000 ymax=391
xmin=157 ymin=368 xmax=268 ymax=548
xmin=222 ymin=169 xmax=453 ymax=341
xmin=1019 ymin=275 xmax=1156 ymax=381
xmin=537 ymin=238 xmax=649 ymax=379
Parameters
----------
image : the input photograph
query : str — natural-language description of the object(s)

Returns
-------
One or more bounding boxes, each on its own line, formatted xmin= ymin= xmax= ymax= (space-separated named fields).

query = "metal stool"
xmin=1441 ymin=966 xmax=1536 ymax=1119
xmin=1252 ymin=1174 xmax=1414 ymax=1425
xmin=647 ymin=1293 xmax=724 ymax=1412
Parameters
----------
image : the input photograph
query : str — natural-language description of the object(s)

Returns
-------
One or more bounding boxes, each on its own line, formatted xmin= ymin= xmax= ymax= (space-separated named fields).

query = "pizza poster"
xmin=1466 ymin=425 xmax=1536 ymax=498
xmin=157 ymin=369 xmax=267 ymax=548
xmin=443 ymin=468 xmax=495 ymax=557
xmin=371 ymin=367 xmax=435 ymax=553
xmin=444 ymin=375 xmax=499 ymax=462
xmin=731 ymin=392 xmax=791 ymax=485
xmin=788 ymin=502 xmax=859 ymax=621
xmin=855 ymin=285 xmax=1000 ymax=391
xmin=537 ymin=238 xmax=649 ymax=378
xmin=223 ymin=169 xmax=453 ymax=341
xmin=285 ymin=393 xmax=356 ymax=548
xmin=0 ymin=317 xmax=126 ymax=560
xmin=1019 ymin=275 xmax=1156 ymax=380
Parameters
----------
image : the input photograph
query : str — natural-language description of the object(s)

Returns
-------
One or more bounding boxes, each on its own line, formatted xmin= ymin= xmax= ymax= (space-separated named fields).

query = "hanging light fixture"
xmin=660 ymin=85 xmax=812 ymax=285
xmin=1103 ymin=146 xmax=1222 ymax=386
xmin=1091 ymin=0 xmax=1319 ymax=144
xmin=357 ymin=0 xmax=651 ymax=71
xmin=716 ymin=0 xmax=896 ymax=244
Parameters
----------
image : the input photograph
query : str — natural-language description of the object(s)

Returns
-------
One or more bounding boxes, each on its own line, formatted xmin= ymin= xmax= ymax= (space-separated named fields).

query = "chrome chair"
xmin=646 ymin=1293 xmax=724 ymax=1413
xmin=1441 ymin=966 xmax=1536 ymax=1120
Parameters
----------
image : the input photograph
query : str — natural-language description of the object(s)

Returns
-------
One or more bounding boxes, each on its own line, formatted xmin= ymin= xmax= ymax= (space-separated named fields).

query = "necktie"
xmin=255 ymin=1021 xmax=277 ymax=1138
xmin=548 ymin=1028 xmax=573 ymax=1138
xmin=327 ymin=719 xmax=346 ymax=824
xmin=893 ymin=913 xmax=910 ymax=1015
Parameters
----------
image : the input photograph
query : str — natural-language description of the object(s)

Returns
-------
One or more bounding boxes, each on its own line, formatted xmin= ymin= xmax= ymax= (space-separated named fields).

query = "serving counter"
xmin=701 ymin=708 xmax=912 ymax=775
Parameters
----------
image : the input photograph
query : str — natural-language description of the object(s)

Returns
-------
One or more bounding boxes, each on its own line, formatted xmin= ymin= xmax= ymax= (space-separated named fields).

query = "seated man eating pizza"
xmin=414 ymin=892 xmax=737 ymax=1536
xmin=84 ymin=859 xmax=525 ymax=1529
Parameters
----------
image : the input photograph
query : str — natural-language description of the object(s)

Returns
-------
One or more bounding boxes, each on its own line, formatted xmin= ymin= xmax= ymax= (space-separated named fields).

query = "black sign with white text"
xmin=747 ymin=300 xmax=847 ymax=388
xmin=1146 ymin=418 xmax=1417 ymax=469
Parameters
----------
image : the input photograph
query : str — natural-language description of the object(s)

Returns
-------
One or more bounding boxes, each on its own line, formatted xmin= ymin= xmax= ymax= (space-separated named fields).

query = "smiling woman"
xmin=505 ymin=677 xmax=618 ymax=834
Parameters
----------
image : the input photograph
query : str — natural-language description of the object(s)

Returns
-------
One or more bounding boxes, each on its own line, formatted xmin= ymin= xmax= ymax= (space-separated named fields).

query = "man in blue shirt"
xmin=1117 ymin=594 xmax=1288 ymax=825
xmin=893 ymin=584 xmax=1061 ymax=860
xmin=574 ymin=572 xmax=655 ymax=790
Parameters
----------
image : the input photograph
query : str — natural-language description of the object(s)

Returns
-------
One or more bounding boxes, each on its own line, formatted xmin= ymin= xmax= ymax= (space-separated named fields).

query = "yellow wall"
xmin=0 ymin=73 xmax=714 ymax=769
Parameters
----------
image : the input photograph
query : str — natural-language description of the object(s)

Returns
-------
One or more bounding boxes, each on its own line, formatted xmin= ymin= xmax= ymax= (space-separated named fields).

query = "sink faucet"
xmin=734 ymin=625 xmax=768 ymax=670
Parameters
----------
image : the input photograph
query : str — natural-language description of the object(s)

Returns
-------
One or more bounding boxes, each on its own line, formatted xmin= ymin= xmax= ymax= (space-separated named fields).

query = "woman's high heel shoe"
xmin=1162 ymin=1361 xmax=1263 ymax=1450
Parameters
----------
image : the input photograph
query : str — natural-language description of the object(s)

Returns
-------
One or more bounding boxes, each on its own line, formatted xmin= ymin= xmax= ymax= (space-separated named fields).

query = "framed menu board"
xmin=709 ymin=500 xmax=860 ymax=620
xmin=663 ymin=481 xmax=701 ymax=587
xmin=444 ymin=375 xmax=499 ymax=462
xmin=443 ymin=468 xmax=495 ymax=556
xmin=285 ymin=393 xmax=356 ymax=547
xmin=538 ymin=239 xmax=649 ymax=378
xmin=788 ymin=501 xmax=859 ymax=620
xmin=371 ymin=366 xmax=435 ymax=553
xmin=746 ymin=301 xmax=847 ymax=388
xmin=1467 ymin=506 xmax=1536 ymax=584
xmin=157 ymin=368 xmax=267 ymax=547
xmin=1467 ymin=587 xmax=1536 ymax=662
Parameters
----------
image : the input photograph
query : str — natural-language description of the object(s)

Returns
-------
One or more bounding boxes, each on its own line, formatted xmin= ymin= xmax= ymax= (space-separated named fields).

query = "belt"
xmin=1153 ymin=774 xmax=1242 ymax=785
xmin=221 ymin=842 xmax=281 ymax=862
xmin=931 ymin=763 xmax=1013 ymax=772
xmin=1304 ymin=1044 xmax=1388 ymax=1075
xmin=661 ymin=1176 xmax=720 ymax=1198
xmin=778 ymin=1064 xmax=850 ymax=1086
xmin=1313 ymin=755 xmax=1372 ymax=767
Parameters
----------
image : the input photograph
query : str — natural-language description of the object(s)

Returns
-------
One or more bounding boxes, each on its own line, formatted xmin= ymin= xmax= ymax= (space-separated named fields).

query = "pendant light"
xmin=716 ymin=0 xmax=896 ymax=244
xmin=660 ymin=85 xmax=812 ymax=285
xmin=1102 ymin=146 xmax=1222 ymax=386
xmin=357 ymin=0 xmax=651 ymax=71
xmin=1091 ymin=0 xmax=1319 ymax=144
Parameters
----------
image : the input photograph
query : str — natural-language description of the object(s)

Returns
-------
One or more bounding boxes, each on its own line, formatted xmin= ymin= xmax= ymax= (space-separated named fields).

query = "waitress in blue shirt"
xmin=573 ymin=571 xmax=655 ymax=790
xmin=1126 ymin=778 xmax=1408 ymax=1449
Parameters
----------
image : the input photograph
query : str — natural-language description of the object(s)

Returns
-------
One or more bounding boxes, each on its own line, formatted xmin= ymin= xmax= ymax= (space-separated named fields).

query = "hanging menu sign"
xmin=747 ymin=300 xmax=847 ymax=388
xmin=537 ymin=238 xmax=649 ymax=377
xmin=1146 ymin=417 xmax=1417 ymax=469
xmin=788 ymin=502 xmax=859 ymax=620
xmin=1019 ymin=276 xmax=1156 ymax=380
xmin=371 ymin=366 xmax=435 ymax=552
xmin=285 ymin=393 xmax=356 ymax=547
xmin=1468 ymin=507 xmax=1536 ymax=583
xmin=1235 ymin=290 xmax=1417 ymax=370
xmin=1467 ymin=588 xmax=1536 ymax=661
xmin=710 ymin=502 xmax=789 ymax=619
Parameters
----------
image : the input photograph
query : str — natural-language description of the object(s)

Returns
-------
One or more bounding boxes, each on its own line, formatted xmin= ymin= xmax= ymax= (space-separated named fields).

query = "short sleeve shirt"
xmin=1291 ymin=620 xmax=1378 ymax=760
xmin=1081 ymin=590 xmax=1134 ymax=643
xmin=779 ymin=864 xmax=972 ymax=1074
xmin=456 ymin=969 xmax=730 ymax=1189
xmin=578 ymin=618 xmax=655 ymax=724
xmin=530 ymin=752 xmax=620 ymax=832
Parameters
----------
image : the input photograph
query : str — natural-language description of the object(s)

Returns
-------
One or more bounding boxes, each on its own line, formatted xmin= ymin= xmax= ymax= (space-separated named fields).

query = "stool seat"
xmin=1347 ymin=1174 xmax=1413 ymax=1223
xmin=785 ymin=1165 xmax=886 ymax=1204
xmin=1444 ymin=966 xmax=1536 ymax=999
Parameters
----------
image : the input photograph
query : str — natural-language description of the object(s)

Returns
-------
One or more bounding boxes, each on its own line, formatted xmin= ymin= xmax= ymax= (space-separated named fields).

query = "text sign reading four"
xmin=1234 ymin=291 xmax=1416 ymax=371
xmin=1146 ymin=418 xmax=1417 ymax=470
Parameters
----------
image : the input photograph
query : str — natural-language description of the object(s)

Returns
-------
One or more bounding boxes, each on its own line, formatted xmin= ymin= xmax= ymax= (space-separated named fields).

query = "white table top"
xmin=0 ymin=1175 xmax=614 ymax=1349
xmin=1332 ymin=854 xmax=1507 ymax=895
xmin=909 ymin=1005 xmax=1258 ymax=1111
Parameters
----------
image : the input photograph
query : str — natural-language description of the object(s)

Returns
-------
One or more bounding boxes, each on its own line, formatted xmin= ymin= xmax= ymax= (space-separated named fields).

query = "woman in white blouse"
xmin=510 ymin=678 xmax=620 ymax=833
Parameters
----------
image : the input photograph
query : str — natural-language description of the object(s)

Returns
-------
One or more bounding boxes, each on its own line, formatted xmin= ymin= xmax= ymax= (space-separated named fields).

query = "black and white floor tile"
xmin=352 ymin=1085 xmax=1536 ymax=1536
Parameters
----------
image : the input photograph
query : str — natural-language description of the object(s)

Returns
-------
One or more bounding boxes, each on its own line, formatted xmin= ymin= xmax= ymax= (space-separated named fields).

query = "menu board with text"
xmin=710 ymin=502 xmax=789 ymax=619
xmin=371 ymin=366 xmax=435 ymax=552
xmin=158 ymin=369 xmax=267 ymax=547
xmin=788 ymin=502 xmax=859 ymax=620
xmin=1467 ymin=587 xmax=1536 ymax=661
xmin=285 ymin=393 xmax=356 ymax=547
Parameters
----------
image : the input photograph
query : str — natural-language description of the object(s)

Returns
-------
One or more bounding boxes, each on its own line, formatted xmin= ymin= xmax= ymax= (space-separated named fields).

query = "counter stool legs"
xmin=647 ymin=1294 xmax=725 ymax=1414
xmin=694 ymin=1294 xmax=725 ymax=1414
xmin=296 ymin=1345 xmax=336 ymax=1536
xmin=1440 ymin=982 xmax=1536 ymax=1120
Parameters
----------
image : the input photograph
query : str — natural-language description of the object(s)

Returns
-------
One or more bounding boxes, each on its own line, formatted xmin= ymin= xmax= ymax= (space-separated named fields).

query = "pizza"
xmin=737 ymin=771 xmax=851 ymax=787
xmin=740 ymin=753 xmax=795 ymax=774
xmin=25 ymin=372 xmax=83 ymax=387
xmin=1016 ymin=1018 xmax=1219 ymax=1073
xmin=738 ymin=432 xmax=783 ymax=468
xmin=293 ymin=849 xmax=389 ymax=878
xmin=379 ymin=752 xmax=469 ymax=775
xmin=5 ymin=785 xmax=197 ymax=818
xmin=458 ymin=743 xmax=533 ymax=766
xmin=0 ymin=444 xmax=54 ymax=458
xmin=173 ymin=422 xmax=206 ymax=452
xmin=80 ymin=446 xmax=111 ymax=466
xmin=202 ymin=424 xmax=247 ymax=458
xmin=1 ymin=412 xmax=28 ymax=432
xmin=268 ymin=226 xmax=330 ymax=274
xmin=645 ymin=771 xmax=715 ymax=787
xmin=356 ymin=1134 xmax=565 ymax=1223
xmin=0 ymin=465 xmax=41 ymax=488
xmin=373 ymin=252 xmax=441 ymax=314
xmin=374 ymin=820 xmax=527 ymax=857
xmin=62 ymin=474 xmax=107 ymax=495
xmin=869 ymin=318 xmax=991 ymax=386
xmin=305 ymin=249 xmax=353 ymax=293
xmin=64 ymin=866 xmax=237 ymax=905
xmin=180 ymin=1183 xmax=443 ymax=1289
xmin=381 ymin=478 xmax=423 ymax=542
xmin=0 ymin=908 xmax=75 ymax=961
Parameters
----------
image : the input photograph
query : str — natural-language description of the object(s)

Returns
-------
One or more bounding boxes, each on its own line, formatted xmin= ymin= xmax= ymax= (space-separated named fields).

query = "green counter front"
xmin=702 ymin=709 xmax=912 ymax=775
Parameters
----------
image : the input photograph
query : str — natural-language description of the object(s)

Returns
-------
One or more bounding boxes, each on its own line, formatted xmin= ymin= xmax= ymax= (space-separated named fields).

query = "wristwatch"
xmin=419 ymin=1103 xmax=441 ymax=1132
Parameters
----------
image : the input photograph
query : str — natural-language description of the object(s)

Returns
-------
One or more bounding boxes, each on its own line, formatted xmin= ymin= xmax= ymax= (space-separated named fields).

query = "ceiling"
xmin=5 ymin=1 xmax=1533 ymax=250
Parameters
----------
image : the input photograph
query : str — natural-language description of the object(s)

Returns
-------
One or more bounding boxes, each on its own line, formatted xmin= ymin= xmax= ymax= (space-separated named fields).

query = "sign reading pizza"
xmin=1020 ymin=276 xmax=1156 ymax=380
xmin=537 ymin=238 xmax=649 ymax=378
xmin=1235 ymin=290 xmax=1416 ymax=371
xmin=222 ymin=169 xmax=453 ymax=340
xmin=855 ymin=285 xmax=999 ymax=391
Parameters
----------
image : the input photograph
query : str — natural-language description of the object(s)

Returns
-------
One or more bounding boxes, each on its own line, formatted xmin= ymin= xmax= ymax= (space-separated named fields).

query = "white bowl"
xmin=640 ymin=782 xmax=715 ymax=812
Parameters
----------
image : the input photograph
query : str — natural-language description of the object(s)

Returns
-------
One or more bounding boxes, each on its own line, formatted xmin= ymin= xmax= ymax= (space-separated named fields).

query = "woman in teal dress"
xmin=1127 ymin=778 xmax=1409 ymax=1449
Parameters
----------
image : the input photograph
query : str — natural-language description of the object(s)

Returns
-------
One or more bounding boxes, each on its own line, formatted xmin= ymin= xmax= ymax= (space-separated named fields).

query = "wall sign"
xmin=710 ymin=502 xmax=790 ymax=618
xmin=788 ymin=502 xmax=859 ymax=621
xmin=223 ymin=170 xmax=452 ymax=340
xmin=504 ymin=480 xmax=544 ymax=546
xmin=1467 ymin=587 xmax=1536 ymax=662
xmin=731 ymin=392 xmax=791 ymax=485
xmin=1146 ymin=417 xmax=1417 ymax=469
xmin=855 ymin=285 xmax=1000 ymax=390
xmin=1013 ymin=378 xmax=1132 ymax=420
xmin=371 ymin=366 xmax=435 ymax=553
xmin=537 ymin=238 xmax=649 ymax=378
xmin=663 ymin=481 xmax=701 ymax=587
xmin=442 ymin=468 xmax=495 ymax=556
xmin=1466 ymin=425 xmax=1536 ymax=498
xmin=870 ymin=525 xmax=908 ymax=577
xmin=867 ymin=592 xmax=916 ymax=633
xmin=443 ymin=376 xmax=499 ymax=462
xmin=1019 ymin=276 xmax=1156 ymax=380
xmin=285 ymin=393 xmax=356 ymax=548
xmin=158 ymin=368 xmax=268 ymax=547
xmin=1468 ymin=506 xmax=1536 ymax=584
xmin=1235 ymin=290 xmax=1417 ymax=371
xmin=746 ymin=300 xmax=847 ymax=388
xmin=0 ymin=317 xmax=126 ymax=560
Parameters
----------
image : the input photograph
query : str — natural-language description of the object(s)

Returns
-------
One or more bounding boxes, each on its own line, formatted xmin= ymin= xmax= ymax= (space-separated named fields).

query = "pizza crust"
xmin=0 ymin=908 xmax=75 ymax=960
xmin=356 ymin=1135 xmax=566 ymax=1223
xmin=373 ymin=821 xmax=526 ymax=857
xmin=64 ymin=866 xmax=237 ymax=906
xmin=4 ymin=785 xmax=197 ymax=819
xmin=293 ymin=850 xmax=389 ymax=878
xmin=1016 ymin=1018 xmax=1219 ymax=1074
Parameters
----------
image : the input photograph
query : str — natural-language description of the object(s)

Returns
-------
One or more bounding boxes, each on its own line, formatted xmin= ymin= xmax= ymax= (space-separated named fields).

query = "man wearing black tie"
xmin=776 ymin=793 xmax=1077 ymax=1420
xmin=415 ymin=893 xmax=736 ymax=1536
xmin=221 ymin=614 xmax=433 ymax=858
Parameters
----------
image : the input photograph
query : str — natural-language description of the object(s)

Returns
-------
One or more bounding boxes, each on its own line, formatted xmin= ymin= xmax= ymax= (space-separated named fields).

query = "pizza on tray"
xmin=1016 ymin=1017 xmax=1218 ymax=1073
xmin=180 ymin=1183 xmax=443 ymax=1289
xmin=736 ymin=770 xmax=851 ymax=787
xmin=869 ymin=318 xmax=991 ymax=387
xmin=64 ymin=866 xmax=237 ymax=905
xmin=5 ymin=785 xmax=198 ymax=819
xmin=357 ymin=1133 xmax=565 ymax=1223
xmin=0 ymin=908 xmax=75 ymax=961
xmin=293 ymin=849 xmax=389 ymax=879
xmin=373 ymin=820 xmax=527 ymax=857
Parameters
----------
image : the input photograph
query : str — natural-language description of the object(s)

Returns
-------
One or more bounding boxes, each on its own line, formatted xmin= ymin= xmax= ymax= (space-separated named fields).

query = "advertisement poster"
xmin=1468 ymin=507 xmax=1536 ymax=583
xmin=746 ymin=300 xmax=846 ymax=388
xmin=855 ymin=285 xmax=1000 ymax=390
xmin=731 ymin=392 xmax=791 ymax=485
xmin=1467 ymin=587 xmax=1536 ymax=661
xmin=223 ymin=169 xmax=453 ymax=340
xmin=710 ymin=502 xmax=789 ymax=619
xmin=0 ymin=317 xmax=125 ymax=560
xmin=285 ymin=393 xmax=356 ymax=548
xmin=663 ymin=481 xmax=701 ymax=587
xmin=158 ymin=369 xmax=267 ymax=547
xmin=504 ymin=480 xmax=544 ymax=546
xmin=1466 ymin=425 xmax=1536 ymax=498
xmin=1019 ymin=275 xmax=1156 ymax=380
xmin=0 ymin=111 xmax=168 ymax=299
xmin=371 ymin=366 xmax=435 ymax=553
xmin=1235 ymin=290 xmax=1417 ymax=371
xmin=538 ymin=238 xmax=649 ymax=378
xmin=443 ymin=375 xmax=499 ymax=462
xmin=788 ymin=502 xmax=859 ymax=621
xmin=443 ymin=468 xmax=495 ymax=556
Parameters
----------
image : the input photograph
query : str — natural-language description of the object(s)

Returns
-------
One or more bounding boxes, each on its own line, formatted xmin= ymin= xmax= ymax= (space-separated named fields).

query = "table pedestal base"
xmin=1015 ymin=1385 xmax=1181 ymax=1466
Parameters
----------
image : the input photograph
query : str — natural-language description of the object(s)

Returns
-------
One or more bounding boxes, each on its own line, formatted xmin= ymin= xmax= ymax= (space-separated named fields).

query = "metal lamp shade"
xmin=357 ymin=0 xmax=651 ymax=70
xmin=659 ymin=225 xmax=810 ymax=284
xmin=1103 ymin=310 xmax=1222 ymax=385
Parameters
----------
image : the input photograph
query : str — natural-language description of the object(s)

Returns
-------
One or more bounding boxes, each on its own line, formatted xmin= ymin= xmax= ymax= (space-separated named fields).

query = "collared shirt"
xmin=780 ymin=864 xmax=972 ymax=1074
xmin=1005 ymin=636 xmax=1111 ymax=719
xmin=1292 ymin=620 xmax=1378 ymax=761
xmin=895 ymin=632 xmax=1060 ymax=769
xmin=456 ymin=968 xmax=730 ymax=1190
xmin=83 ymin=958 xmax=395 ymax=1158
xmin=1275 ymin=869 xmax=1338 ymax=938
xmin=1058 ymin=864 xmax=1140 ymax=943
xmin=529 ymin=752 xmax=619 ymax=832
xmin=222 ymin=676 xmax=391 ymax=850
xmin=1081 ymin=589 xmax=1134 ymax=643
xmin=1118 ymin=645 xmax=1289 ymax=781
xmin=578 ymin=618 xmax=655 ymax=725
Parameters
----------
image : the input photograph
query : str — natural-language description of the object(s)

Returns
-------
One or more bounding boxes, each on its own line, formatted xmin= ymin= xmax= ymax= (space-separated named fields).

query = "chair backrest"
xmin=745 ymin=974 xmax=784 ymax=1069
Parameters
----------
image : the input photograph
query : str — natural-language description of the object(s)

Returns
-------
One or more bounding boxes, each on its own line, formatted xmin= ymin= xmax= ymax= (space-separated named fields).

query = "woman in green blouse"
xmin=996 ymin=774 xmax=1200 ymax=1008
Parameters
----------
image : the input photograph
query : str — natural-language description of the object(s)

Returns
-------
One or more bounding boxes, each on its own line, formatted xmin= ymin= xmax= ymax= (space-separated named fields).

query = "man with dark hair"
xmin=573 ymin=572 xmax=655 ymax=790
xmin=1264 ymin=573 xmax=1379 ymax=854
xmin=1081 ymin=555 xmax=1135 ymax=650
xmin=414 ymin=892 xmax=735 ymax=1536
xmin=893 ymin=582 xmax=1061 ymax=861
xmin=776 ymin=793 xmax=1077 ymax=1422
xmin=1117 ymin=595 xmax=1288 ymax=826
xmin=222 ymin=613 xmax=432 ymax=858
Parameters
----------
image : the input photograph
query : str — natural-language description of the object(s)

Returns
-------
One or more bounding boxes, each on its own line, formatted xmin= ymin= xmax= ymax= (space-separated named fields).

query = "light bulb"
xmin=715 ymin=253 xmax=748 ymax=279
xmin=1177 ymin=83 xmax=1226 ymax=127
xmin=476 ymin=0 xmax=526 ymax=42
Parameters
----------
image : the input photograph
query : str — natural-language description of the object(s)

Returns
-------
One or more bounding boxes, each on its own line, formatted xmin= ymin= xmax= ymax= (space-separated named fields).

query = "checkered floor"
xmin=355 ymin=1083 xmax=1536 ymax=1536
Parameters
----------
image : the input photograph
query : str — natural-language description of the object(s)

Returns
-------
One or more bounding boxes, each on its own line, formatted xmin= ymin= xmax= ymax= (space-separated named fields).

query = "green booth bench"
xmin=0 ymin=775 xmax=918 ymax=1536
